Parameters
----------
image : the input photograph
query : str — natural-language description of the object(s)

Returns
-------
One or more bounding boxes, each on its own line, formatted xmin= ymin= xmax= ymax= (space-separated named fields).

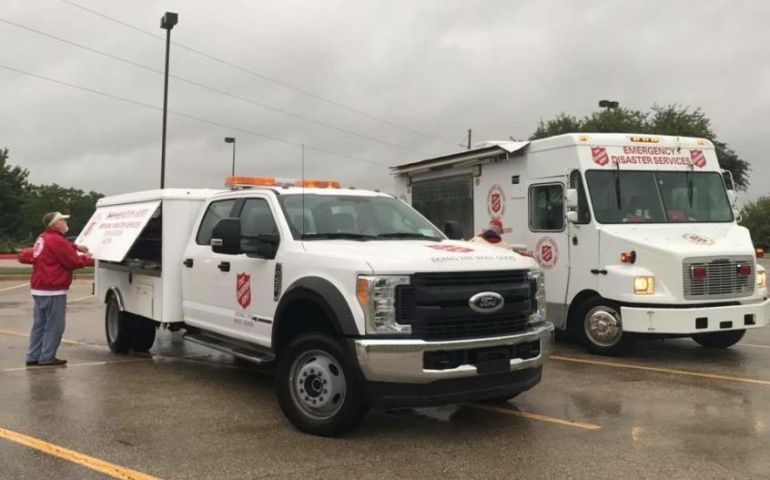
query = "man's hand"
xmin=76 ymin=244 xmax=89 ymax=254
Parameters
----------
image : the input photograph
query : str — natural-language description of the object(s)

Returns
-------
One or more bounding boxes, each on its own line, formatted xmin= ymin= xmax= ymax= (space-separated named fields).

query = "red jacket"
xmin=30 ymin=229 xmax=89 ymax=292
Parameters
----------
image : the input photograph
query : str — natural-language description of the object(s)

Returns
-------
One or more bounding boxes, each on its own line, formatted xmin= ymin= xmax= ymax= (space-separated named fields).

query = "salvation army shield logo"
xmin=236 ymin=273 xmax=252 ymax=309
xmin=683 ymin=233 xmax=714 ymax=246
xmin=535 ymin=236 xmax=559 ymax=269
xmin=487 ymin=184 xmax=505 ymax=217
xmin=591 ymin=147 xmax=609 ymax=166
xmin=690 ymin=150 xmax=707 ymax=169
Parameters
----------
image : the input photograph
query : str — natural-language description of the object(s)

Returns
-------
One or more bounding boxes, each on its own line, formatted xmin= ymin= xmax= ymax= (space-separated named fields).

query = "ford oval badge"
xmin=469 ymin=292 xmax=505 ymax=314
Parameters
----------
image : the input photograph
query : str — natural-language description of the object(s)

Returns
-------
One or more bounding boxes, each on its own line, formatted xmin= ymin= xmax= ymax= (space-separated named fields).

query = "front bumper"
xmin=621 ymin=298 xmax=770 ymax=335
xmin=353 ymin=322 xmax=554 ymax=384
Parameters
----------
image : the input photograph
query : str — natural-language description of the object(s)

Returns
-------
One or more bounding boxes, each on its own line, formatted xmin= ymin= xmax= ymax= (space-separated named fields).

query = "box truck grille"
xmin=683 ymin=256 xmax=755 ymax=300
xmin=397 ymin=270 xmax=532 ymax=341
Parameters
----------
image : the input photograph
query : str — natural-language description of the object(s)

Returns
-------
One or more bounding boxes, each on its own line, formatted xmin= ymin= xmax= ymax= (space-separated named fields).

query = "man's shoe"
xmin=25 ymin=360 xmax=38 ymax=366
xmin=39 ymin=359 xmax=67 ymax=367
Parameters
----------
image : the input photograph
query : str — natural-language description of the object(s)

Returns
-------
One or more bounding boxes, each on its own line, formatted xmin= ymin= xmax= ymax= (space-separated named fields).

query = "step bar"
xmin=184 ymin=332 xmax=275 ymax=364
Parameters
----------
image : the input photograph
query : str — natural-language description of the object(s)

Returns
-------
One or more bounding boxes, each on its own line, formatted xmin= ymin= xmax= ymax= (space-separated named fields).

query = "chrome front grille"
xmin=682 ymin=256 xmax=755 ymax=300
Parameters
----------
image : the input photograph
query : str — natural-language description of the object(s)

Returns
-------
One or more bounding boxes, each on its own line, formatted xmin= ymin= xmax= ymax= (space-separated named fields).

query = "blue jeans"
xmin=27 ymin=295 xmax=67 ymax=364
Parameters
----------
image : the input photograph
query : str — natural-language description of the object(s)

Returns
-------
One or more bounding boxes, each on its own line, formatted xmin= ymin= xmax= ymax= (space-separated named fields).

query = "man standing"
xmin=471 ymin=218 xmax=514 ymax=250
xmin=27 ymin=212 xmax=91 ymax=367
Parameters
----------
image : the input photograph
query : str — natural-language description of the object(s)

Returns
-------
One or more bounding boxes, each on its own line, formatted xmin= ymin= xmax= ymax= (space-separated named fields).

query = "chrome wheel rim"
xmin=585 ymin=306 xmax=622 ymax=347
xmin=288 ymin=349 xmax=347 ymax=421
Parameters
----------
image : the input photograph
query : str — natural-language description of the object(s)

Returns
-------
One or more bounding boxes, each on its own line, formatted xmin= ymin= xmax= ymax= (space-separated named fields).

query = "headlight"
xmin=528 ymin=269 xmax=547 ymax=324
xmin=356 ymin=275 xmax=411 ymax=335
xmin=757 ymin=269 xmax=767 ymax=289
xmin=634 ymin=276 xmax=655 ymax=295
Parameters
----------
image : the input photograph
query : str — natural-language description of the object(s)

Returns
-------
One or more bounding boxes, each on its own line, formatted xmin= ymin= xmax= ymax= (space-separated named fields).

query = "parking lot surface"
xmin=2 ymin=275 xmax=770 ymax=480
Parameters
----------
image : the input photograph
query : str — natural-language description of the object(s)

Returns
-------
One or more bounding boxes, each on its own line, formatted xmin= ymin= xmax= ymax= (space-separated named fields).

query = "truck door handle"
xmin=218 ymin=261 xmax=231 ymax=272
xmin=183 ymin=258 xmax=194 ymax=268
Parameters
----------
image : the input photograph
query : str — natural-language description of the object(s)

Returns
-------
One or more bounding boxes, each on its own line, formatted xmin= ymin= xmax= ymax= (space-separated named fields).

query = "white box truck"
xmin=393 ymin=133 xmax=769 ymax=355
xmin=76 ymin=177 xmax=553 ymax=436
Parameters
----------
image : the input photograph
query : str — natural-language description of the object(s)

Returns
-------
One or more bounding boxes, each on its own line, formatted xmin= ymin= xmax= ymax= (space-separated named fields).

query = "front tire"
xmin=276 ymin=334 xmax=369 ymax=437
xmin=693 ymin=329 xmax=746 ymax=348
xmin=577 ymin=297 xmax=635 ymax=356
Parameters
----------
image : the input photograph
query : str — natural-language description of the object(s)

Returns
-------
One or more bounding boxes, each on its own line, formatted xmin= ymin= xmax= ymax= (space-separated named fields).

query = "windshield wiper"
xmin=300 ymin=233 xmax=376 ymax=241
xmin=614 ymin=162 xmax=622 ymax=210
xmin=376 ymin=232 xmax=441 ymax=241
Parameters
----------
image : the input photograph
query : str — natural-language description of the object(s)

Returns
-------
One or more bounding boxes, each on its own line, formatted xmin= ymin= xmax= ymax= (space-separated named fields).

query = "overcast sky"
xmin=1 ymin=0 xmax=768 ymax=201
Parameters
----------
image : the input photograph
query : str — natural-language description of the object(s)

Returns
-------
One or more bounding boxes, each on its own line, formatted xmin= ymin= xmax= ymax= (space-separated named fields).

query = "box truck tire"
xmin=276 ymin=334 xmax=369 ymax=437
xmin=577 ymin=298 xmax=635 ymax=356
xmin=692 ymin=329 xmax=746 ymax=349
xmin=105 ymin=295 xmax=133 ymax=353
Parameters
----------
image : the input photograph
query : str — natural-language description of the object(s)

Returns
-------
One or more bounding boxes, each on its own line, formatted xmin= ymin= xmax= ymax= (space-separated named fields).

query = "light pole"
xmin=159 ymin=11 xmax=178 ymax=189
xmin=224 ymin=137 xmax=236 ymax=176
xmin=599 ymin=99 xmax=619 ymax=112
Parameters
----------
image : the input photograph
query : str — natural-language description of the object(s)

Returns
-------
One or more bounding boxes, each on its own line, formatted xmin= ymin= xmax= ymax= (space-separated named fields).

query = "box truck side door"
xmin=182 ymin=198 xmax=241 ymax=336
xmin=528 ymin=181 xmax=569 ymax=326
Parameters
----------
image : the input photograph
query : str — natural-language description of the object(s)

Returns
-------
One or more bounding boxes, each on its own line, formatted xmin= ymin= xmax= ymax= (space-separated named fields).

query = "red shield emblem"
xmin=690 ymin=149 xmax=706 ymax=168
xmin=541 ymin=245 xmax=553 ymax=263
xmin=491 ymin=193 xmax=502 ymax=214
xmin=236 ymin=273 xmax=251 ymax=309
xmin=591 ymin=147 xmax=609 ymax=166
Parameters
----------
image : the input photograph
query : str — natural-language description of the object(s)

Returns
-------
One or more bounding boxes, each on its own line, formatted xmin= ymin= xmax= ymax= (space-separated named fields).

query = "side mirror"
xmin=243 ymin=234 xmax=279 ymax=260
xmin=211 ymin=218 xmax=242 ymax=255
xmin=726 ymin=189 xmax=738 ymax=208
xmin=443 ymin=221 xmax=463 ymax=240
xmin=565 ymin=188 xmax=578 ymax=209
xmin=566 ymin=211 xmax=579 ymax=224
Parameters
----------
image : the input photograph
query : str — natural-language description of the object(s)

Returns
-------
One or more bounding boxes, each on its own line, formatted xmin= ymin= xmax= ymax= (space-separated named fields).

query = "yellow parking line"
xmin=69 ymin=295 xmax=94 ymax=303
xmin=0 ymin=329 xmax=105 ymax=349
xmin=0 ymin=283 xmax=27 ymax=292
xmin=467 ymin=404 xmax=601 ymax=431
xmin=0 ymin=426 xmax=160 ymax=480
xmin=0 ymin=357 xmax=150 ymax=373
xmin=551 ymin=355 xmax=770 ymax=386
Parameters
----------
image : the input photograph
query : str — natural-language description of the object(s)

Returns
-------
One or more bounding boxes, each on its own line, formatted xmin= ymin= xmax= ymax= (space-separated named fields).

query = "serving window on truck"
xmin=411 ymin=175 xmax=474 ymax=239
xmin=76 ymin=200 xmax=161 ymax=263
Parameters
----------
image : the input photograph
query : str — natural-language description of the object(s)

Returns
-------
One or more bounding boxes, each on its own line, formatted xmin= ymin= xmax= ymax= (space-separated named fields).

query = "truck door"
xmin=227 ymin=196 xmax=281 ymax=347
xmin=182 ymin=198 xmax=241 ymax=337
xmin=564 ymin=170 xmax=600 ymax=329
xmin=528 ymin=182 xmax=569 ymax=327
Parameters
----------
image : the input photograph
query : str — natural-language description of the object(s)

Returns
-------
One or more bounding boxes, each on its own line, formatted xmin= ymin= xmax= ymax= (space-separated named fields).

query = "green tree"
xmin=739 ymin=196 xmax=770 ymax=247
xmin=20 ymin=184 xmax=103 ymax=241
xmin=0 ymin=148 xmax=29 ymax=248
xmin=530 ymin=104 xmax=750 ymax=189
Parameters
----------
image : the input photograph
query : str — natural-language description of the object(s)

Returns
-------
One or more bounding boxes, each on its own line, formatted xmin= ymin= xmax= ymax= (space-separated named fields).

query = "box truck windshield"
xmin=585 ymin=170 xmax=733 ymax=224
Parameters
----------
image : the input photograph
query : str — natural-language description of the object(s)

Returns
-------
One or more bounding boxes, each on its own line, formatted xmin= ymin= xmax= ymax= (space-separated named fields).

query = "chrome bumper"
xmin=354 ymin=322 xmax=554 ymax=384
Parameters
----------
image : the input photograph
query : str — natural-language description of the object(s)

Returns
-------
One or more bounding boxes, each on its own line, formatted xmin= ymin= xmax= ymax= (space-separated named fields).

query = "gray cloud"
xmin=1 ymin=0 xmax=768 ymax=200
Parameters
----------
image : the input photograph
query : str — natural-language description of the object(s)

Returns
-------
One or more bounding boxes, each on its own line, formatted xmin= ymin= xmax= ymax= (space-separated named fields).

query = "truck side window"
xmin=196 ymin=200 xmax=238 ymax=245
xmin=240 ymin=198 xmax=279 ymax=236
xmin=529 ymin=184 xmax=564 ymax=231
xmin=569 ymin=171 xmax=591 ymax=224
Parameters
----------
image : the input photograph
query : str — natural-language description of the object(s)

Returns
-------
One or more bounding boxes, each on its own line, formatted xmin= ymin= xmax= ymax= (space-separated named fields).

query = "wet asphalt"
xmin=2 ymin=273 xmax=770 ymax=480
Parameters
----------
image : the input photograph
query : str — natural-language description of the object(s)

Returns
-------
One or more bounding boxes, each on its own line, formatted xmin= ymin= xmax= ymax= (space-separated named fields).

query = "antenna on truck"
xmin=301 ymin=143 xmax=305 ymax=237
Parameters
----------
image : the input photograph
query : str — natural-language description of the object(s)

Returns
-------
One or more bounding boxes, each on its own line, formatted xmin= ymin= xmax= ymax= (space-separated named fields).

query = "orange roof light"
xmin=630 ymin=136 xmax=659 ymax=143
xmin=225 ymin=176 xmax=276 ymax=187
xmin=295 ymin=179 xmax=341 ymax=188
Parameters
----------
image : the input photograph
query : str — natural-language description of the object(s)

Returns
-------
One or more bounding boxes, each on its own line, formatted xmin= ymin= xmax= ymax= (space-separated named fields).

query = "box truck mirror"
xmin=726 ymin=189 xmax=738 ymax=208
xmin=443 ymin=221 xmax=463 ymax=240
xmin=566 ymin=211 xmax=579 ymax=224
xmin=211 ymin=218 xmax=243 ymax=255
xmin=565 ymin=189 xmax=579 ymax=209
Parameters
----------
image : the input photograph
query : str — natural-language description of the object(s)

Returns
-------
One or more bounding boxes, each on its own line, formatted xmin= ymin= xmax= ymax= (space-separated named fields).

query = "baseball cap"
xmin=43 ymin=211 xmax=71 ymax=227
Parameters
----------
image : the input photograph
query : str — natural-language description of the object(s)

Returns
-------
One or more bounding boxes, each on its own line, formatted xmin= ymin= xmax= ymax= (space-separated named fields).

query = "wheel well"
xmin=273 ymin=298 xmax=339 ymax=353
xmin=567 ymin=289 xmax=601 ymax=330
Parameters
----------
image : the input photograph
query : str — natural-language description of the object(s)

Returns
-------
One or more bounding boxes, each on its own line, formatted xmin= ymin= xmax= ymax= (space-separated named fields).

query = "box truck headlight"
xmin=528 ymin=269 xmax=547 ymax=324
xmin=757 ymin=269 xmax=767 ymax=289
xmin=357 ymin=276 xmax=412 ymax=335
xmin=634 ymin=276 xmax=655 ymax=295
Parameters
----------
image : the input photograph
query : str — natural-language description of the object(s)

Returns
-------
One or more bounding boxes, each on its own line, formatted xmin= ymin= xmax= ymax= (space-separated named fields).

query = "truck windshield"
xmin=585 ymin=170 xmax=733 ymax=224
xmin=278 ymin=194 xmax=444 ymax=240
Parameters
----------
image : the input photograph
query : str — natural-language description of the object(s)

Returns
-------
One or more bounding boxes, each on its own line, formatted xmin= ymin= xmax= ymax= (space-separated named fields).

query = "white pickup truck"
xmin=77 ymin=176 xmax=553 ymax=436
